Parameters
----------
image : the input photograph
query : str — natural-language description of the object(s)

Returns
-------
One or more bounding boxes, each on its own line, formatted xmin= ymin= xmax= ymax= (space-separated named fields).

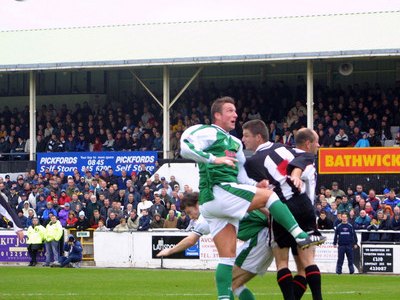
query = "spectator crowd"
xmin=315 ymin=182 xmax=400 ymax=242
xmin=0 ymin=80 xmax=400 ymax=160
xmin=1 ymin=166 xmax=400 ymax=244
xmin=0 ymin=166 xmax=192 ymax=234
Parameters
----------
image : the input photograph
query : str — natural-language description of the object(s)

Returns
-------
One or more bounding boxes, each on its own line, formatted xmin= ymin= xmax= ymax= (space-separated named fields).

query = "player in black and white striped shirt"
xmin=242 ymin=120 xmax=324 ymax=300
xmin=0 ymin=193 xmax=24 ymax=241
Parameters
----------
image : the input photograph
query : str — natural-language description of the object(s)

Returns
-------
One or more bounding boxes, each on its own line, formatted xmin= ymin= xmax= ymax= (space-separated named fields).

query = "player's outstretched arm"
xmin=156 ymin=233 xmax=200 ymax=257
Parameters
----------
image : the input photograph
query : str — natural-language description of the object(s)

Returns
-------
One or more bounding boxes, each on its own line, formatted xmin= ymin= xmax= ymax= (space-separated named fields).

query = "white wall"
xmin=92 ymin=231 xmax=366 ymax=273
xmin=152 ymin=162 xmax=200 ymax=192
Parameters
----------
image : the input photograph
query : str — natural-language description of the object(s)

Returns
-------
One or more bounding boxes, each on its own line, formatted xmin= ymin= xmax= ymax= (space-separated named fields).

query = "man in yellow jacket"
xmin=44 ymin=215 xmax=63 ymax=267
xmin=26 ymin=217 xmax=46 ymax=266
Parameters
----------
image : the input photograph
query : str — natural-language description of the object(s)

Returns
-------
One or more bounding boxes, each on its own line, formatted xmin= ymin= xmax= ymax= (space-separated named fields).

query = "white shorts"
xmin=235 ymin=228 xmax=273 ymax=275
xmin=200 ymin=183 xmax=257 ymax=237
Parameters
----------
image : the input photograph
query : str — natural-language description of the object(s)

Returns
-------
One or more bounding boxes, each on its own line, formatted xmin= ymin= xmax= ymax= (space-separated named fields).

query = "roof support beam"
xmin=306 ymin=60 xmax=314 ymax=129
xmin=29 ymin=71 xmax=37 ymax=161
xmin=169 ymin=66 xmax=203 ymax=109
xmin=162 ymin=66 xmax=170 ymax=159
xmin=130 ymin=70 xmax=163 ymax=109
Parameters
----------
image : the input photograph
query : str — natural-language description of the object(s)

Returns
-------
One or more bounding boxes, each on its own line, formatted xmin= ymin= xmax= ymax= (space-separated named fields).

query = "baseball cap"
xmin=79 ymin=211 xmax=85 ymax=217
xmin=383 ymin=188 xmax=390 ymax=194
xmin=64 ymin=202 xmax=70 ymax=207
xmin=161 ymin=177 xmax=166 ymax=180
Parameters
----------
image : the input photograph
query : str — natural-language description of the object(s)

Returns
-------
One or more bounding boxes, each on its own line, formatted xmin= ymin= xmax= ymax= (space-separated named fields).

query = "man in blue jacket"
xmin=58 ymin=234 xmax=83 ymax=268
xmin=333 ymin=213 xmax=358 ymax=274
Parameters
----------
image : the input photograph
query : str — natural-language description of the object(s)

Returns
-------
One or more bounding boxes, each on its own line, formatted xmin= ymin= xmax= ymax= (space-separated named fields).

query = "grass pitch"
xmin=0 ymin=267 xmax=398 ymax=299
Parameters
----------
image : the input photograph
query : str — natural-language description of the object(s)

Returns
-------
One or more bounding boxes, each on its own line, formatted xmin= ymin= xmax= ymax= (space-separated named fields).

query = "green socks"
xmin=267 ymin=195 xmax=307 ymax=239
xmin=216 ymin=263 xmax=233 ymax=300
xmin=238 ymin=287 xmax=255 ymax=300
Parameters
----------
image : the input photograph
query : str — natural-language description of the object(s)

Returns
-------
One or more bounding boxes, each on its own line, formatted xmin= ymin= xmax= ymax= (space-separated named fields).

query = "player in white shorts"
xmin=157 ymin=192 xmax=273 ymax=299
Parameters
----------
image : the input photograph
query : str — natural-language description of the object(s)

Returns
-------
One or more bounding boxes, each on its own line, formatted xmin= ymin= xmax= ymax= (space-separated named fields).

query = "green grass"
xmin=0 ymin=267 xmax=398 ymax=299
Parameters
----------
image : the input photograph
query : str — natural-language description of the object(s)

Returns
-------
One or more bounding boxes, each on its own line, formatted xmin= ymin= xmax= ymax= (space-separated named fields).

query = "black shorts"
xmin=272 ymin=193 xmax=318 ymax=252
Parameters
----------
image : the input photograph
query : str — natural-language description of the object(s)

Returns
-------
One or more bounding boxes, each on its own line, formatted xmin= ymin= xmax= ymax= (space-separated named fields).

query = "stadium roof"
xmin=1 ymin=10 xmax=400 ymax=72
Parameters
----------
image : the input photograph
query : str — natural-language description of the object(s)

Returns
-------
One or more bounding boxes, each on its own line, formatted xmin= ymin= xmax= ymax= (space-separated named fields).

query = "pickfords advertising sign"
xmin=37 ymin=151 xmax=158 ymax=176
xmin=319 ymin=147 xmax=400 ymax=174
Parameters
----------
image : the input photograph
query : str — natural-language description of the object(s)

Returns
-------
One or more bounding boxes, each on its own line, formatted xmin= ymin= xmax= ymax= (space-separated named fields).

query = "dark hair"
xmin=210 ymin=96 xmax=235 ymax=123
xmin=295 ymin=128 xmax=315 ymax=146
xmin=180 ymin=192 xmax=199 ymax=211
xmin=242 ymin=119 xmax=269 ymax=142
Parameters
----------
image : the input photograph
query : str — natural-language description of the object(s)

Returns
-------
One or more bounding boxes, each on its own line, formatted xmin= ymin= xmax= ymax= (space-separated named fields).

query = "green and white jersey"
xmin=237 ymin=210 xmax=268 ymax=241
xmin=181 ymin=124 xmax=256 ymax=204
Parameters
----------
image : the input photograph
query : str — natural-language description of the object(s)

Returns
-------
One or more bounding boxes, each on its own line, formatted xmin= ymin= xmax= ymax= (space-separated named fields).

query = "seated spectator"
xmin=58 ymin=190 xmax=71 ymax=207
xmin=26 ymin=208 xmax=36 ymax=227
xmin=92 ymin=137 xmax=103 ymax=152
xmin=367 ymin=128 xmax=381 ymax=147
xmin=176 ymin=211 xmax=190 ymax=230
xmin=164 ymin=209 xmax=178 ymax=228
xmin=334 ymin=128 xmax=349 ymax=147
xmin=41 ymin=202 xmax=58 ymax=225
xmin=75 ymin=211 xmax=89 ymax=231
xmin=150 ymin=213 xmax=165 ymax=229
xmin=102 ymin=133 xmax=115 ymax=151
xmin=137 ymin=209 xmax=151 ymax=231
xmin=324 ymin=189 xmax=336 ymax=205
xmin=383 ymin=189 xmax=400 ymax=210
xmin=127 ymin=209 xmax=139 ymax=230
xmin=348 ymin=209 xmax=357 ymax=226
xmin=338 ymin=196 xmax=353 ymax=214
xmin=331 ymin=182 xmax=345 ymax=198
xmin=21 ymin=201 xmax=32 ymax=217
xmin=366 ymin=189 xmax=381 ymax=212
xmin=354 ymin=184 xmax=368 ymax=200
xmin=364 ymin=202 xmax=377 ymax=220
xmin=333 ymin=213 xmax=342 ymax=229
xmin=354 ymin=210 xmax=371 ymax=230
xmin=137 ymin=196 xmax=153 ymax=217
xmin=113 ymin=217 xmax=129 ymax=232
xmin=89 ymin=210 xmax=105 ymax=229
xmin=378 ymin=210 xmax=392 ymax=241
xmin=75 ymin=133 xmax=89 ymax=152
xmin=354 ymin=132 xmax=370 ymax=147
xmin=391 ymin=212 xmax=400 ymax=242
xmin=58 ymin=202 xmax=71 ymax=227
xmin=383 ymin=204 xmax=394 ymax=219
xmin=95 ymin=219 xmax=109 ymax=232
xmin=317 ymin=210 xmax=333 ymax=230
xmin=65 ymin=211 xmax=78 ymax=229
xmin=105 ymin=212 xmax=120 ymax=230
xmin=58 ymin=234 xmax=82 ymax=268
xmin=149 ymin=192 xmax=167 ymax=218
xmin=367 ymin=218 xmax=380 ymax=241
xmin=64 ymin=135 xmax=76 ymax=152
xmin=122 ymin=203 xmax=134 ymax=219
xmin=17 ymin=210 xmax=28 ymax=228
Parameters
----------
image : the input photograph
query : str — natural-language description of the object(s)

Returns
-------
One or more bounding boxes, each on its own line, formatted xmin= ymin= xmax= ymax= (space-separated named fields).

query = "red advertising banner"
xmin=319 ymin=147 xmax=400 ymax=174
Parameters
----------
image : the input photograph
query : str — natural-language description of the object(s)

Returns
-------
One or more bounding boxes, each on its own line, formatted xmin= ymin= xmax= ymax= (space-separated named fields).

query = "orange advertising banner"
xmin=318 ymin=147 xmax=400 ymax=174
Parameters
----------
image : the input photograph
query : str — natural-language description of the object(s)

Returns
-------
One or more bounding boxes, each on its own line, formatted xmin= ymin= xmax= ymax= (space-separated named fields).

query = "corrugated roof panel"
xmin=1 ymin=11 xmax=399 ymax=71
